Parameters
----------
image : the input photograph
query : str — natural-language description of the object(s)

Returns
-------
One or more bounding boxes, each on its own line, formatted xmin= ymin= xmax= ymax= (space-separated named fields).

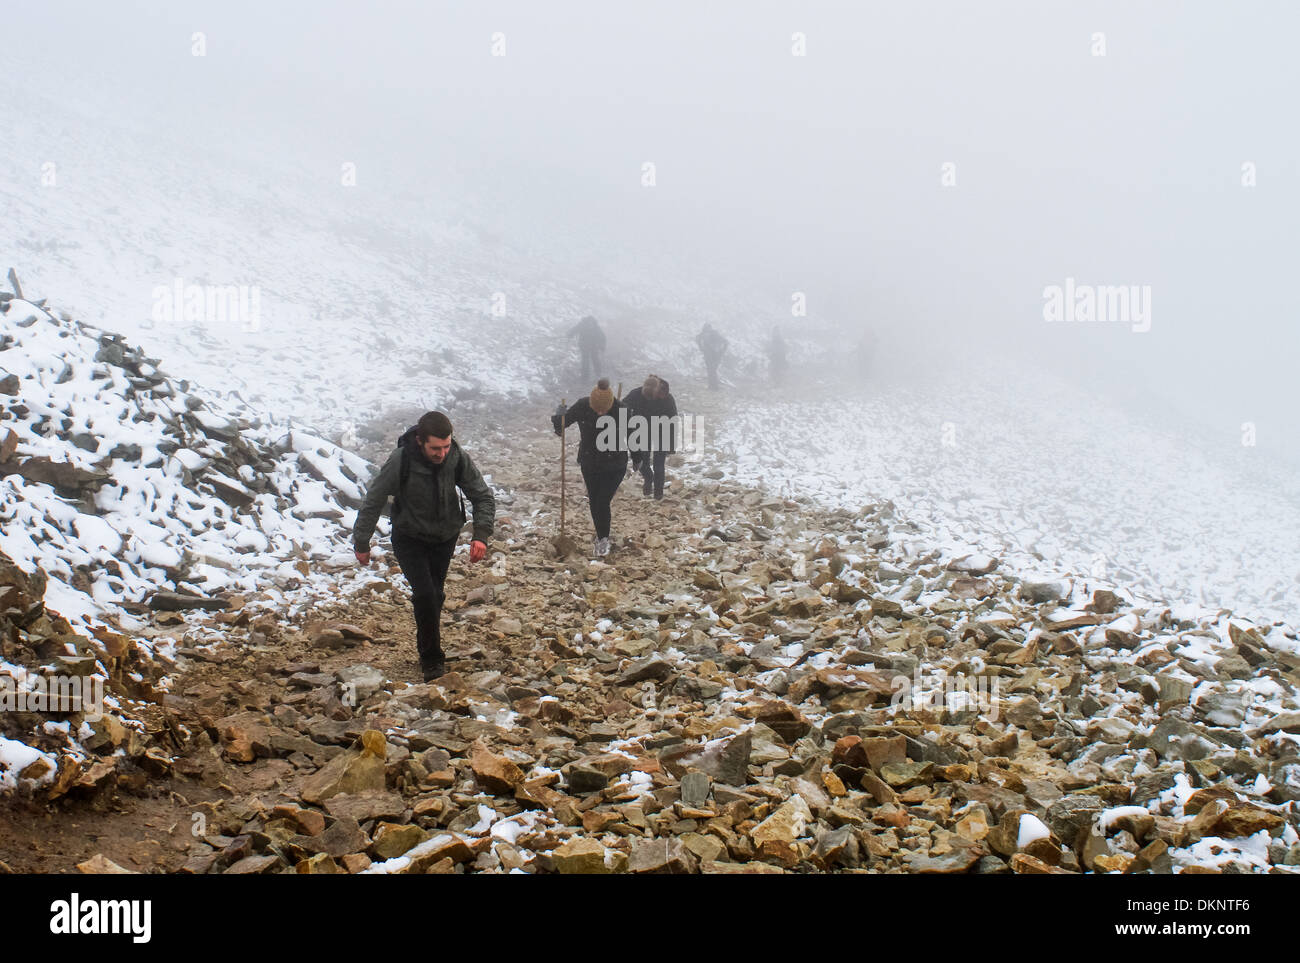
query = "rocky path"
xmin=2 ymin=387 xmax=1299 ymax=875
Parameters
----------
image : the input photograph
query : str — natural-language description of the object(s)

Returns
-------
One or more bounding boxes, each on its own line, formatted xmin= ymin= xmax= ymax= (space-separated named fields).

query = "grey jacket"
xmin=352 ymin=434 xmax=495 ymax=550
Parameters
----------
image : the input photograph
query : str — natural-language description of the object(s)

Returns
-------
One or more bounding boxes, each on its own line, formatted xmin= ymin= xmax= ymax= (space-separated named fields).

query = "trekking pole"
xmin=559 ymin=398 xmax=567 ymax=535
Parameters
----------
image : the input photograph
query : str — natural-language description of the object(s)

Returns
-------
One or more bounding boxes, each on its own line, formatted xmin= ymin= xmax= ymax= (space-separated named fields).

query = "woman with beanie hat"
xmin=551 ymin=378 xmax=629 ymax=557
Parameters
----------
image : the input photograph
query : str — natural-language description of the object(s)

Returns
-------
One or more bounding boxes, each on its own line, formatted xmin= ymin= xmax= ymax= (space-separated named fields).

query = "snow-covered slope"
xmin=712 ymin=370 xmax=1300 ymax=627
xmin=0 ymin=287 xmax=374 ymax=627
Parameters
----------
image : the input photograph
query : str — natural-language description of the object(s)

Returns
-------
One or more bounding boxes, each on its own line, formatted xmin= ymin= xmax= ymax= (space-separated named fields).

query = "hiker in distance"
xmin=695 ymin=323 xmax=728 ymax=390
xmin=568 ymin=315 xmax=606 ymax=380
xmin=553 ymin=377 xmax=628 ymax=557
xmin=623 ymin=373 xmax=678 ymax=500
xmin=352 ymin=411 xmax=495 ymax=682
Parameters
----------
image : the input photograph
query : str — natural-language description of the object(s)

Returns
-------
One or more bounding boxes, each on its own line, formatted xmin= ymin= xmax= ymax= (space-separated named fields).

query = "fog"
xmin=8 ymin=0 xmax=1299 ymax=456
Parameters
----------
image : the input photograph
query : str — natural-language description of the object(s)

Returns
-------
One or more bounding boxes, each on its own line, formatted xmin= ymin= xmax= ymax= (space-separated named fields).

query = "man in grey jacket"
xmin=353 ymin=411 xmax=495 ymax=681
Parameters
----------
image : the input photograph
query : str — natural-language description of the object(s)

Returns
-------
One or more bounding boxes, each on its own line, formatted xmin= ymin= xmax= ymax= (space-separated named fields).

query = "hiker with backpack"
xmin=352 ymin=411 xmax=495 ymax=681
xmin=568 ymin=315 xmax=606 ymax=380
xmin=623 ymin=373 xmax=678 ymax=500
xmin=695 ymin=323 xmax=728 ymax=390
xmin=552 ymin=378 xmax=628 ymax=557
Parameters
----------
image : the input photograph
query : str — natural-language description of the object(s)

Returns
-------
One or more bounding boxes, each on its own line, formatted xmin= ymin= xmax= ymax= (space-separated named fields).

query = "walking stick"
xmin=559 ymin=398 xmax=567 ymax=535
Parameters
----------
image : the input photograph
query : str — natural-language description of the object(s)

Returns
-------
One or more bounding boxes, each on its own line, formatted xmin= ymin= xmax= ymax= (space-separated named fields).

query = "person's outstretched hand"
xmin=355 ymin=550 xmax=371 ymax=565
xmin=469 ymin=540 xmax=487 ymax=563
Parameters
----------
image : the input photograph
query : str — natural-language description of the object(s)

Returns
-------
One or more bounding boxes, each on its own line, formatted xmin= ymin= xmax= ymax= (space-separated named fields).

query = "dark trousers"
xmin=580 ymin=461 xmax=624 ymax=539
xmin=637 ymin=450 xmax=667 ymax=497
xmin=705 ymin=359 xmax=720 ymax=389
xmin=580 ymin=346 xmax=603 ymax=379
xmin=391 ymin=531 xmax=458 ymax=669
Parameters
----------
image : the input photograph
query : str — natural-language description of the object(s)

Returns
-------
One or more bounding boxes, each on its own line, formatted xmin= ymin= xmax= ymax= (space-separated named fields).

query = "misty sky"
xmin=8 ymin=1 xmax=1299 ymax=452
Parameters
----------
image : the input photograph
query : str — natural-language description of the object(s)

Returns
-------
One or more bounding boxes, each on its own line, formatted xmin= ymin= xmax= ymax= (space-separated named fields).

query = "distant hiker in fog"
xmin=553 ymin=378 xmax=628 ymax=557
xmin=695 ymin=323 xmax=728 ymax=389
xmin=568 ymin=315 xmax=606 ymax=380
xmin=353 ymin=411 xmax=495 ymax=681
xmin=767 ymin=327 xmax=787 ymax=385
xmin=624 ymin=373 xmax=677 ymax=500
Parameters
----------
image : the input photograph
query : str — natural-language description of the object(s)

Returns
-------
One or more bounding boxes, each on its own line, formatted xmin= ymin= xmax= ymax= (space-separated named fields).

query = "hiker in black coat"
xmin=624 ymin=374 xmax=677 ymax=499
xmin=552 ymin=378 xmax=628 ymax=557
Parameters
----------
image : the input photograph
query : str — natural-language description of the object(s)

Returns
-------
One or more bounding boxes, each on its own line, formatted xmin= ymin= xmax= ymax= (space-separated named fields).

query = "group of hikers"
xmin=551 ymin=372 xmax=678 ymax=556
xmin=351 ymin=386 xmax=676 ymax=680
xmin=351 ymin=320 xmax=686 ymax=681
xmin=350 ymin=314 xmax=863 ymax=682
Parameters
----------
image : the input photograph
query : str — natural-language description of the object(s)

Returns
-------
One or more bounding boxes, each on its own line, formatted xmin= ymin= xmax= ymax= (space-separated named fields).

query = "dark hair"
xmin=416 ymin=411 xmax=453 ymax=441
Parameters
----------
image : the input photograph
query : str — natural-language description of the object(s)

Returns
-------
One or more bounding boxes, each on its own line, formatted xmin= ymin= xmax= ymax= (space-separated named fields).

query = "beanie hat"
xmin=590 ymin=377 xmax=614 ymax=414
xmin=642 ymin=374 xmax=661 ymax=396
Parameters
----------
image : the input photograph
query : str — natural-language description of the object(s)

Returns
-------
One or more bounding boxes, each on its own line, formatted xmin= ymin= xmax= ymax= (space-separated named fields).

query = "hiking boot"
xmin=594 ymin=536 xmax=611 ymax=557
xmin=422 ymin=656 xmax=447 ymax=682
